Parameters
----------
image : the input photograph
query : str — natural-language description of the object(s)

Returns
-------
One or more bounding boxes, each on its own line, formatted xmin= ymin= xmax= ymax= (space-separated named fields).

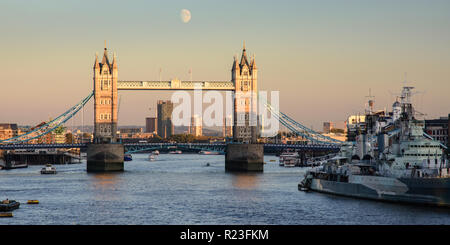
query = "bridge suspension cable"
xmin=0 ymin=92 xmax=94 ymax=144
xmin=263 ymin=100 xmax=343 ymax=145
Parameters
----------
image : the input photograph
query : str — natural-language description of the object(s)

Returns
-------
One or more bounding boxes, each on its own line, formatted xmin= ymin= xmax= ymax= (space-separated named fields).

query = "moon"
xmin=180 ymin=9 xmax=191 ymax=23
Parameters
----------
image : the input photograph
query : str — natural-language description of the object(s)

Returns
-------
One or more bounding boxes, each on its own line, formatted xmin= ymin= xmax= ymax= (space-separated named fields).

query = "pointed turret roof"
xmin=232 ymin=55 xmax=239 ymax=71
xmin=94 ymin=52 xmax=100 ymax=69
xmin=112 ymin=52 xmax=117 ymax=69
xmin=239 ymin=41 xmax=249 ymax=68
xmin=101 ymin=47 xmax=110 ymax=67
xmin=250 ymin=54 xmax=257 ymax=70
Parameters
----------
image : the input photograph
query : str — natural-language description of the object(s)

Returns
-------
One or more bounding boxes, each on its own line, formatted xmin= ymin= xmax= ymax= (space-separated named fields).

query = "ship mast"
xmin=365 ymin=88 xmax=375 ymax=115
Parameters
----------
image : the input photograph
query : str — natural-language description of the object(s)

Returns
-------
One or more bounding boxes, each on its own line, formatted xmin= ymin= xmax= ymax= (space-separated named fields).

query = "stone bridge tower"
xmin=231 ymin=42 xmax=258 ymax=143
xmin=88 ymin=46 xmax=123 ymax=172
xmin=93 ymin=47 xmax=118 ymax=143
xmin=226 ymin=43 xmax=263 ymax=172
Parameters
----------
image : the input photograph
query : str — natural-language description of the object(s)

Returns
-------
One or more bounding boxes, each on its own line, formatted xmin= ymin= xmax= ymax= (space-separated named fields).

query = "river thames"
xmin=1 ymin=154 xmax=450 ymax=225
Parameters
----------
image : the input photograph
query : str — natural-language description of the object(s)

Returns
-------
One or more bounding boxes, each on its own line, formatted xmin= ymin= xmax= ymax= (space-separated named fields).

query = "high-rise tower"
xmin=157 ymin=100 xmax=174 ymax=138
xmin=189 ymin=114 xmax=203 ymax=137
xmin=231 ymin=42 xmax=258 ymax=143
xmin=93 ymin=46 xmax=118 ymax=143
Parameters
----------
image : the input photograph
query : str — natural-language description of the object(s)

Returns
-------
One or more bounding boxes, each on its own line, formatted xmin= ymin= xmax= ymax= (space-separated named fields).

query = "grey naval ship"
xmin=299 ymin=85 xmax=450 ymax=207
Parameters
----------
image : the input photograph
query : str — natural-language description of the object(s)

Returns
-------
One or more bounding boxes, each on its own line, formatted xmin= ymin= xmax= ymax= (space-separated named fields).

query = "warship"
xmin=299 ymin=85 xmax=450 ymax=207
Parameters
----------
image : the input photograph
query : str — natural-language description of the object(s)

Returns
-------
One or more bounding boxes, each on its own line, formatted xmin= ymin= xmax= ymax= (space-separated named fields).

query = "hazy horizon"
xmin=1 ymin=0 xmax=450 ymax=130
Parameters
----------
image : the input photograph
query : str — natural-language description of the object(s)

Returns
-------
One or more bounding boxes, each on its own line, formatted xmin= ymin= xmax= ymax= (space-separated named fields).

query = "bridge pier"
xmin=225 ymin=143 xmax=264 ymax=172
xmin=86 ymin=143 xmax=124 ymax=172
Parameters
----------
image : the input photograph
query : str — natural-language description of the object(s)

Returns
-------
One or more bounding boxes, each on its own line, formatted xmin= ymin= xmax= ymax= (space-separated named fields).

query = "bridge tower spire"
xmin=231 ymin=42 xmax=258 ymax=143
xmin=93 ymin=45 xmax=119 ymax=143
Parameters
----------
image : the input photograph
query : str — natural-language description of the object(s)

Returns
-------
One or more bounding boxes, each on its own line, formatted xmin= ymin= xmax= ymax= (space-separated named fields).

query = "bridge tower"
xmin=93 ymin=47 xmax=118 ymax=143
xmin=231 ymin=42 xmax=258 ymax=143
xmin=226 ymin=43 xmax=264 ymax=172
xmin=87 ymin=46 xmax=124 ymax=172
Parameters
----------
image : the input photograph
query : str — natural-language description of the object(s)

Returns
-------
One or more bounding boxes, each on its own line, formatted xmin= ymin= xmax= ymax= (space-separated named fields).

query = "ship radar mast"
xmin=400 ymin=86 xmax=415 ymax=105
xmin=399 ymin=72 xmax=417 ymax=105
xmin=365 ymin=88 xmax=375 ymax=115
xmin=399 ymin=79 xmax=417 ymax=120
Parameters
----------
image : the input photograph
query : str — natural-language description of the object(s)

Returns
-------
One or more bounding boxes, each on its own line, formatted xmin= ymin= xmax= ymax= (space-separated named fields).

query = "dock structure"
xmin=3 ymin=149 xmax=80 ymax=169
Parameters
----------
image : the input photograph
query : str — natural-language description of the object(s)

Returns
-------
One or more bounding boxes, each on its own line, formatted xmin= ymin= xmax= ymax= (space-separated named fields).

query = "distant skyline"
xmin=1 ymin=0 xmax=450 ymax=130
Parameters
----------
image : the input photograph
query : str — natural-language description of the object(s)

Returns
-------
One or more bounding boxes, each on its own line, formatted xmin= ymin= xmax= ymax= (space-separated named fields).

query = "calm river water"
xmin=1 ymin=154 xmax=450 ymax=225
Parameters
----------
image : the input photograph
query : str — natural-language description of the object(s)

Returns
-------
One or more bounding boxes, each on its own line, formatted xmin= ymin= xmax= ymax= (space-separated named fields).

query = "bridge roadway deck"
xmin=0 ymin=143 xmax=340 ymax=152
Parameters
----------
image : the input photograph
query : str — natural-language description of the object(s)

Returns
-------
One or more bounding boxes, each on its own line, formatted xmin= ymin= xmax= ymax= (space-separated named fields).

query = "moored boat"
xmin=40 ymin=164 xmax=56 ymax=174
xmin=27 ymin=200 xmax=39 ymax=204
xmin=279 ymin=149 xmax=301 ymax=167
xmin=124 ymin=154 xmax=132 ymax=161
xmin=284 ymin=158 xmax=296 ymax=167
xmin=279 ymin=150 xmax=299 ymax=164
xmin=299 ymin=85 xmax=450 ymax=207
xmin=0 ymin=212 xmax=13 ymax=218
xmin=149 ymin=154 xmax=155 ymax=161
xmin=3 ymin=160 xmax=28 ymax=170
xmin=0 ymin=199 xmax=20 ymax=212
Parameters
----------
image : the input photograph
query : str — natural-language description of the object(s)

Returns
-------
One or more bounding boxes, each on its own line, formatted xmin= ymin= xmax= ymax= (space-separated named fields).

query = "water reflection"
xmin=230 ymin=173 xmax=260 ymax=190
xmin=89 ymin=173 xmax=122 ymax=201
xmin=91 ymin=173 xmax=120 ymax=188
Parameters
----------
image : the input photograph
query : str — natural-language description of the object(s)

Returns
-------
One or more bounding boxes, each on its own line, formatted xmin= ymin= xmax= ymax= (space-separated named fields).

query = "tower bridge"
xmin=0 ymin=43 xmax=343 ymax=172
xmin=90 ymin=43 xmax=261 ymax=172
xmin=93 ymin=43 xmax=257 ymax=145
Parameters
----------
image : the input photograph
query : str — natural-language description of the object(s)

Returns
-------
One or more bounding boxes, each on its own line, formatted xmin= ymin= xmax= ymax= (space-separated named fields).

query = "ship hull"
xmin=309 ymin=176 xmax=450 ymax=207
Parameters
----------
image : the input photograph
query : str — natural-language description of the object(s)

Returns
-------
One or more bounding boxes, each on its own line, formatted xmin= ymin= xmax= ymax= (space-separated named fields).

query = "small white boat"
xmin=124 ymin=154 xmax=132 ymax=161
xmin=284 ymin=158 xmax=296 ymax=167
xmin=279 ymin=150 xmax=299 ymax=163
xmin=40 ymin=164 xmax=56 ymax=174
xmin=149 ymin=154 xmax=155 ymax=161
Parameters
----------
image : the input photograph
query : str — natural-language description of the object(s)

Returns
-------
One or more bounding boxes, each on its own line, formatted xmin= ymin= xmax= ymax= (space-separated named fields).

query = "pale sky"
xmin=1 ymin=0 xmax=449 ymax=130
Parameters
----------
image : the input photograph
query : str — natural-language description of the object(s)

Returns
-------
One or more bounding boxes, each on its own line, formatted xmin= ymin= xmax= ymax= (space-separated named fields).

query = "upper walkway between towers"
xmin=117 ymin=79 xmax=235 ymax=91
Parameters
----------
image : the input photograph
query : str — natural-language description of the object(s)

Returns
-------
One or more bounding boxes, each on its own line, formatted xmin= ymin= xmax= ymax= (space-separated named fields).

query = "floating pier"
xmin=2 ymin=149 xmax=80 ymax=169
